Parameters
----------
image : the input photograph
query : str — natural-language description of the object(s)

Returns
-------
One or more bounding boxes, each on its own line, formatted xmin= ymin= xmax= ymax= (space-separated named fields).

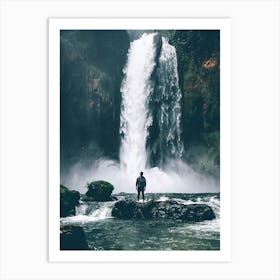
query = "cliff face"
xmin=170 ymin=30 xmax=220 ymax=177
xmin=60 ymin=30 xmax=130 ymax=166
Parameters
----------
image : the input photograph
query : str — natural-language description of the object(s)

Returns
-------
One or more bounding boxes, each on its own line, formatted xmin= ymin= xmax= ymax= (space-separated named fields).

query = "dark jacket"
xmin=136 ymin=176 xmax=146 ymax=191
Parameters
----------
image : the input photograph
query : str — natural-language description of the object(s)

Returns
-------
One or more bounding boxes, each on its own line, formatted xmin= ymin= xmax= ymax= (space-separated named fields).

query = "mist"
xmin=60 ymin=158 xmax=219 ymax=194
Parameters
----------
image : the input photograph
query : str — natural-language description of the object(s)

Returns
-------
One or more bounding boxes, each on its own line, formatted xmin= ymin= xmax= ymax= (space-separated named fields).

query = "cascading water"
xmin=61 ymin=201 xmax=116 ymax=223
xmin=120 ymin=34 xmax=184 ymax=171
xmin=119 ymin=33 xmax=157 ymax=175
xmin=150 ymin=37 xmax=184 ymax=166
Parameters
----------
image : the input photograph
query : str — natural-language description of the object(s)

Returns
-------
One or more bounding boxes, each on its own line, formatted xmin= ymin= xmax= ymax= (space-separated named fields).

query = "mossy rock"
xmin=60 ymin=185 xmax=80 ymax=217
xmin=85 ymin=180 xmax=114 ymax=201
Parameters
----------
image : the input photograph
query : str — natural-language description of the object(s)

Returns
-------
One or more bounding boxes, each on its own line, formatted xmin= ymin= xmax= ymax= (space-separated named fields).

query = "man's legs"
xmin=137 ymin=190 xmax=140 ymax=201
xmin=141 ymin=190 xmax=145 ymax=202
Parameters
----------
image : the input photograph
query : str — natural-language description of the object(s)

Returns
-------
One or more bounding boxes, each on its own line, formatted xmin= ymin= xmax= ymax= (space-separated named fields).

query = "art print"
xmin=49 ymin=18 xmax=231 ymax=261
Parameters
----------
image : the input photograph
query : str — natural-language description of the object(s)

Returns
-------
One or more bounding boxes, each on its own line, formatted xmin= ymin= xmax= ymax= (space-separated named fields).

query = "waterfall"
xmin=119 ymin=33 xmax=157 ymax=175
xmin=153 ymin=37 xmax=184 ymax=166
xmin=120 ymin=33 xmax=184 ymax=174
xmin=61 ymin=33 xmax=219 ymax=194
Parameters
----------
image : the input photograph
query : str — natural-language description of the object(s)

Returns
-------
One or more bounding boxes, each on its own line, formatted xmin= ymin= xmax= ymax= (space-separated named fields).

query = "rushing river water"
xmin=60 ymin=192 xmax=220 ymax=250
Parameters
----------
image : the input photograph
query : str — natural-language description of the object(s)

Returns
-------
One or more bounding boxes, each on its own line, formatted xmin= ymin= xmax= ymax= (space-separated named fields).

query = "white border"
xmin=49 ymin=18 xmax=231 ymax=262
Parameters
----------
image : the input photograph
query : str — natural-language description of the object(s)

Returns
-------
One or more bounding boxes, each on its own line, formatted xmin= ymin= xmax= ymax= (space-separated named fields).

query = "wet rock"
xmin=60 ymin=225 xmax=88 ymax=250
xmin=111 ymin=199 xmax=215 ymax=222
xmin=85 ymin=180 xmax=114 ymax=201
xmin=111 ymin=199 xmax=138 ymax=219
xmin=60 ymin=185 xmax=80 ymax=217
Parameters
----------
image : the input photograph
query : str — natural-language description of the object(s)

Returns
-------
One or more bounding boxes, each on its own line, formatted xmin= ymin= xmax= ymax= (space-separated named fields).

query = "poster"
xmin=49 ymin=18 xmax=231 ymax=262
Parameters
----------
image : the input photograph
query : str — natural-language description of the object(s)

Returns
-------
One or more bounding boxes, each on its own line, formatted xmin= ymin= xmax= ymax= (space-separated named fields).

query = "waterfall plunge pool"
xmin=60 ymin=193 xmax=220 ymax=250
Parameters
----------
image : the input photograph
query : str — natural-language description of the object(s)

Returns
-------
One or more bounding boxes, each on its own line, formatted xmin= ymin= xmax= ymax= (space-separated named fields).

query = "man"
xmin=136 ymin=171 xmax=146 ymax=202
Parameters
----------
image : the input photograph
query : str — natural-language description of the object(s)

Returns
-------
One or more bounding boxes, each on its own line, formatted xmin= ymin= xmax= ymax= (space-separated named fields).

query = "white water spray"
xmin=154 ymin=37 xmax=184 ymax=164
xmin=119 ymin=33 xmax=157 ymax=175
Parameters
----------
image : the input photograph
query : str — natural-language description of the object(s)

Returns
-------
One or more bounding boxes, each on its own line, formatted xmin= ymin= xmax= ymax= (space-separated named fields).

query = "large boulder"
xmin=60 ymin=185 xmax=80 ymax=217
xmin=85 ymin=180 xmax=114 ymax=201
xmin=112 ymin=199 xmax=215 ymax=222
xmin=111 ymin=199 xmax=138 ymax=219
xmin=60 ymin=225 xmax=88 ymax=250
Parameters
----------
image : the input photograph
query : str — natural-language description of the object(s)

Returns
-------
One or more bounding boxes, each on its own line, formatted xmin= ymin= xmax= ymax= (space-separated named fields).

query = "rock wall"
xmin=169 ymin=30 xmax=220 ymax=177
xmin=60 ymin=30 xmax=130 ymax=167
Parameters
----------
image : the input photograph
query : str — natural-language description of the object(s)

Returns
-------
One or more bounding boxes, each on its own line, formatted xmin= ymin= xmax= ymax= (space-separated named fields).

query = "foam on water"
xmin=157 ymin=196 xmax=170 ymax=202
xmin=61 ymin=201 xmax=115 ymax=224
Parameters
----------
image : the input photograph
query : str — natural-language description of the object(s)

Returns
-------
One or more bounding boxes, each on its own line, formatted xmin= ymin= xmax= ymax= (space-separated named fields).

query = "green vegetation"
xmin=86 ymin=180 xmax=114 ymax=201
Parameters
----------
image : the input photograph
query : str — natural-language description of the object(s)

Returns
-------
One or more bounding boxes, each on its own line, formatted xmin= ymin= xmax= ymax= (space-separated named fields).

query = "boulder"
xmin=111 ymin=199 xmax=215 ymax=222
xmin=111 ymin=199 xmax=138 ymax=219
xmin=60 ymin=185 xmax=80 ymax=217
xmin=60 ymin=225 xmax=88 ymax=250
xmin=85 ymin=180 xmax=114 ymax=201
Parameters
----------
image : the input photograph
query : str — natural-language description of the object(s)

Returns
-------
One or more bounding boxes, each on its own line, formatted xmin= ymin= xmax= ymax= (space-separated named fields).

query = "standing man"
xmin=136 ymin=171 xmax=146 ymax=202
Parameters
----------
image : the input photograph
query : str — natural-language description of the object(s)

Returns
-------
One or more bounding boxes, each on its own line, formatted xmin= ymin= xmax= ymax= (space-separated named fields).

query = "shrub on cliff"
xmin=85 ymin=180 xmax=114 ymax=201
